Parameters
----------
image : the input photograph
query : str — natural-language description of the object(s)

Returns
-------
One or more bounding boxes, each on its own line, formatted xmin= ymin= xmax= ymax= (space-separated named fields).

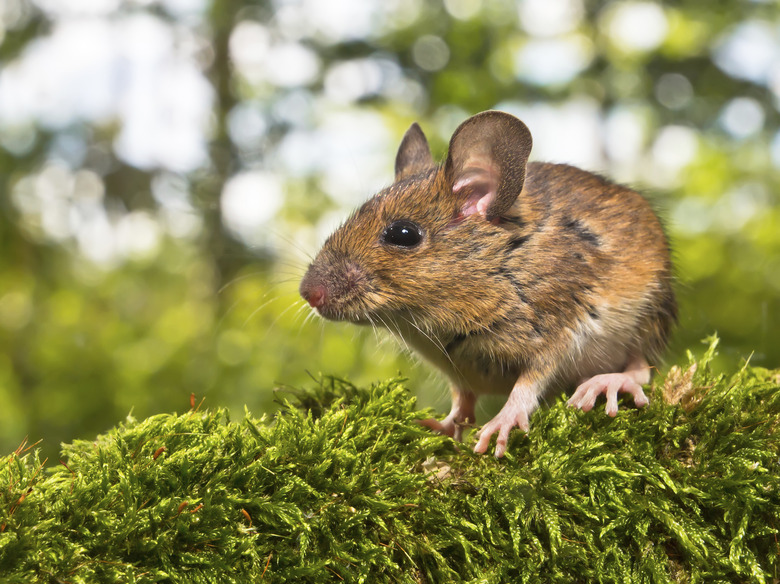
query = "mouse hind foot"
xmin=418 ymin=387 xmax=476 ymax=442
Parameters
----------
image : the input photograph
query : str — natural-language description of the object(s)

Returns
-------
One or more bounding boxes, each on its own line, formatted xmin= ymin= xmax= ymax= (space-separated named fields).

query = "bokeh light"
xmin=2 ymin=0 xmax=780 ymax=460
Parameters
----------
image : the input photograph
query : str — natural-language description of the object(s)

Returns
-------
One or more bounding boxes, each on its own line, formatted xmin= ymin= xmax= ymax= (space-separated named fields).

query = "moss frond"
xmin=1 ymin=340 xmax=778 ymax=582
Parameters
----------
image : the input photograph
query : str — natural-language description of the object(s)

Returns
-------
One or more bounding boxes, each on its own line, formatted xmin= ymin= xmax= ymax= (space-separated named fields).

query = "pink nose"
xmin=302 ymin=283 xmax=327 ymax=308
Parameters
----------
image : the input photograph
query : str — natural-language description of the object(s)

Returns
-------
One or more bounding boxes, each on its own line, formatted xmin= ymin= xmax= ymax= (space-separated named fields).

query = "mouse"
xmin=300 ymin=110 xmax=676 ymax=457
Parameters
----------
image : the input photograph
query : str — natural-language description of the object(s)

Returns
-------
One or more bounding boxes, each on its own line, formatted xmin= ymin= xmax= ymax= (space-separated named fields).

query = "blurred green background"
xmin=1 ymin=0 xmax=779 ymax=460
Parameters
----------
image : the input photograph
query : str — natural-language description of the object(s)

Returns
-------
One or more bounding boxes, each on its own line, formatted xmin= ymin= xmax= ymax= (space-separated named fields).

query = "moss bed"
xmin=1 ymin=339 xmax=779 ymax=583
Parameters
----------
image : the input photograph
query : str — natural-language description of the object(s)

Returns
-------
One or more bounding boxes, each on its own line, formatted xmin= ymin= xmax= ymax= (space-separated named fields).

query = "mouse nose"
xmin=301 ymin=281 xmax=327 ymax=309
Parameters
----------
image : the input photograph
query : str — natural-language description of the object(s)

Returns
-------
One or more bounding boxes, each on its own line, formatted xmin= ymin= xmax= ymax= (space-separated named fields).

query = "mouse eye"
xmin=381 ymin=220 xmax=423 ymax=248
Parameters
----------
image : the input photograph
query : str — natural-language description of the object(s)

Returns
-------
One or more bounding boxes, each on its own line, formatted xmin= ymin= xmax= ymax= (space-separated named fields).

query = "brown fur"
xmin=301 ymin=111 xmax=676 ymax=446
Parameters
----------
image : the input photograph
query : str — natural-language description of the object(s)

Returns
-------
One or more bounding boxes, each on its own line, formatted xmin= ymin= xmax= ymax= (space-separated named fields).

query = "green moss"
xmin=1 ymin=339 xmax=779 ymax=583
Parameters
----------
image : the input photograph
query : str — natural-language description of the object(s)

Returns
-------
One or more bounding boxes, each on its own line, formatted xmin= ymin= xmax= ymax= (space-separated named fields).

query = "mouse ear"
xmin=445 ymin=111 xmax=532 ymax=221
xmin=395 ymin=122 xmax=434 ymax=182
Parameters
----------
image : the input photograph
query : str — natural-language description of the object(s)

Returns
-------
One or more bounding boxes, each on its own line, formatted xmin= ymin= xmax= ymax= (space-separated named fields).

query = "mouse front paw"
xmin=474 ymin=408 xmax=530 ymax=458
xmin=568 ymin=373 xmax=649 ymax=417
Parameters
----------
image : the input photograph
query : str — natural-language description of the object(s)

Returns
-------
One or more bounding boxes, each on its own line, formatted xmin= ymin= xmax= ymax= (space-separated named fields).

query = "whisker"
xmin=216 ymin=277 xmax=295 ymax=330
xmin=271 ymin=231 xmax=315 ymax=262
xmin=238 ymin=296 xmax=283 ymax=329
xmin=399 ymin=313 xmax=465 ymax=379
xmin=365 ymin=313 xmax=384 ymax=347
xmin=376 ymin=313 xmax=409 ymax=354
xmin=217 ymin=269 xmax=268 ymax=295
xmin=265 ymin=277 xmax=306 ymax=289
xmin=273 ymin=269 xmax=307 ymax=279
xmin=272 ymin=261 xmax=309 ymax=275
xmin=296 ymin=302 xmax=315 ymax=322
xmin=261 ymin=300 xmax=301 ymax=336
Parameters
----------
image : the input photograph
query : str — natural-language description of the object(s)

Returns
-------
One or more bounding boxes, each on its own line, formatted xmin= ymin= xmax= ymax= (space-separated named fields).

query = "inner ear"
xmin=395 ymin=122 xmax=434 ymax=182
xmin=444 ymin=111 xmax=533 ymax=221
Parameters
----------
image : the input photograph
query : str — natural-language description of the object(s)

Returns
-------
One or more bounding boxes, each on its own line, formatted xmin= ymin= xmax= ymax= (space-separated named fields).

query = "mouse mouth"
xmin=315 ymin=303 xmax=372 ymax=325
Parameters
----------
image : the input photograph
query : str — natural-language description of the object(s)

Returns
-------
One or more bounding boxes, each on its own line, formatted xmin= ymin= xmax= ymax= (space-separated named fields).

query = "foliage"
xmin=1 ymin=0 xmax=780 ymax=461
xmin=1 ymin=340 xmax=779 ymax=582
xmin=0 ymin=239 xmax=412 ymax=462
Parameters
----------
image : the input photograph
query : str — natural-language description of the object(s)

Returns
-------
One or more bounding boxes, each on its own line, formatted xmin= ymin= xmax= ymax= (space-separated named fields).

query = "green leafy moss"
xmin=2 ymin=340 xmax=779 ymax=583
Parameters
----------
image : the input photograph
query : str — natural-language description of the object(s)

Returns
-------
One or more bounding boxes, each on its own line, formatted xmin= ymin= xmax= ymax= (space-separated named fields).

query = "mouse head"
xmin=300 ymin=111 xmax=533 ymax=332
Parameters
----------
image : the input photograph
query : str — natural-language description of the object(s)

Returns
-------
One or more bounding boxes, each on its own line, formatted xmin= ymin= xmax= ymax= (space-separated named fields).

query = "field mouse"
xmin=300 ymin=110 xmax=676 ymax=457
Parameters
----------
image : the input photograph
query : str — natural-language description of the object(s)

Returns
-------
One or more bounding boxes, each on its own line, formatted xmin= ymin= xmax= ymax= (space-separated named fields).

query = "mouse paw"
xmin=568 ymin=373 xmax=649 ymax=417
xmin=418 ymin=388 xmax=476 ymax=441
xmin=418 ymin=415 xmax=472 ymax=441
xmin=474 ymin=408 xmax=530 ymax=458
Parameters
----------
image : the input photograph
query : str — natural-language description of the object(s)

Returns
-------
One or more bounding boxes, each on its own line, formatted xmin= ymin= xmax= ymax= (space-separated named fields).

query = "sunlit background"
xmin=1 ymin=0 xmax=779 ymax=458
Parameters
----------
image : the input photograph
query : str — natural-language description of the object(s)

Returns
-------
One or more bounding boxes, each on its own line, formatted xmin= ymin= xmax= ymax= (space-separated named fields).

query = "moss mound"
xmin=1 ymin=339 xmax=779 ymax=583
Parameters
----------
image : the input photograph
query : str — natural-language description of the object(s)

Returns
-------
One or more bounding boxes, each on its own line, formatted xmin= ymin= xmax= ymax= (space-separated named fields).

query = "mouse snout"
xmin=301 ymin=282 xmax=327 ymax=308
xmin=300 ymin=271 xmax=328 ymax=309
xmin=300 ymin=260 xmax=369 ymax=322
